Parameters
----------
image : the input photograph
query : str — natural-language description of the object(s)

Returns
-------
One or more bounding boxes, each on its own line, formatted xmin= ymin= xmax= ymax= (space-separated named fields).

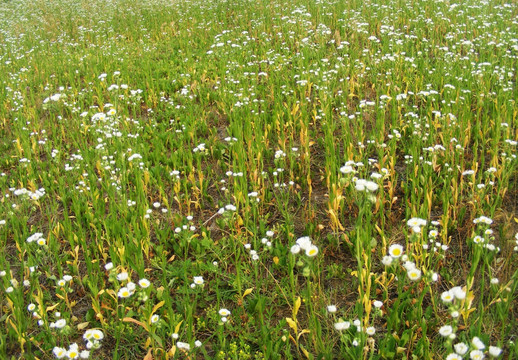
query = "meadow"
xmin=0 ymin=0 xmax=517 ymax=358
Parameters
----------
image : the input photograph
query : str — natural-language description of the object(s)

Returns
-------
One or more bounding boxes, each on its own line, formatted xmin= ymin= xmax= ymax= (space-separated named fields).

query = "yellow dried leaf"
xmin=286 ymin=317 xmax=297 ymax=332
xmin=174 ymin=320 xmax=183 ymax=334
xmin=143 ymin=348 xmax=153 ymax=360
xmin=297 ymin=329 xmax=310 ymax=341
xmin=167 ymin=345 xmax=176 ymax=358
xmin=77 ymin=322 xmax=89 ymax=330
xmin=291 ymin=103 xmax=300 ymax=115
xmin=123 ymin=317 xmax=149 ymax=332
xmin=300 ymin=344 xmax=310 ymax=359
xmin=46 ymin=303 xmax=60 ymax=312
xmin=152 ymin=301 xmax=165 ymax=315
xmin=242 ymin=288 xmax=253 ymax=298
xmin=293 ymin=297 xmax=301 ymax=318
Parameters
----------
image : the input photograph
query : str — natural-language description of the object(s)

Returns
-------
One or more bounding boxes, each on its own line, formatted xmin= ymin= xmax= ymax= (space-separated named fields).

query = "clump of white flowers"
xmin=218 ymin=204 xmax=237 ymax=214
xmin=473 ymin=216 xmax=493 ymax=225
xmin=407 ymin=217 xmax=427 ymax=233
xmin=219 ymin=308 xmax=231 ymax=323
xmin=13 ymin=187 xmax=46 ymax=201
xmin=353 ymin=178 xmax=379 ymax=192
xmin=290 ymin=236 xmax=318 ymax=257
xmin=191 ymin=276 xmax=204 ymax=288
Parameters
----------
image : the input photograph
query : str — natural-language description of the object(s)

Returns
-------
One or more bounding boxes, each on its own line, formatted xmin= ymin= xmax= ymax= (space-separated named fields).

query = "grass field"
xmin=0 ymin=0 xmax=517 ymax=358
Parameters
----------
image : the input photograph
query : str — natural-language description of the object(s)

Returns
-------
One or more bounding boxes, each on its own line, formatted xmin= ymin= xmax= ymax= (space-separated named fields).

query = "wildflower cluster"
xmin=444 ymin=337 xmax=502 ymax=359
xmin=290 ymin=236 xmax=318 ymax=257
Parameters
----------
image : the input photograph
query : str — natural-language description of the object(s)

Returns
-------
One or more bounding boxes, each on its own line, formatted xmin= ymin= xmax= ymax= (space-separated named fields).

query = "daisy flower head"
xmin=327 ymin=305 xmax=337 ymax=313
xmin=388 ymin=244 xmax=404 ymax=258
xmin=439 ymin=325 xmax=454 ymax=337
xmin=340 ymin=164 xmax=355 ymax=174
xmin=139 ymin=278 xmax=151 ymax=288
xmin=296 ymin=236 xmax=312 ymax=251
xmin=470 ymin=350 xmax=485 ymax=360
xmin=53 ymin=347 xmax=67 ymax=359
xmin=91 ymin=329 xmax=104 ymax=341
xmin=488 ymin=346 xmax=502 ymax=357
xmin=441 ymin=291 xmax=454 ymax=303
xmin=54 ymin=319 xmax=67 ymax=329
xmin=305 ymin=244 xmax=319 ymax=257
xmin=219 ymin=308 xmax=231 ymax=317
xmin=66 ymin=344 xmax=80 ymax=359
xmin=117 ymin=287 xmax=132 ymax=298
xmin=290 ymin=244 xmax=301 ymax=254
xmin=473 ymin=235 xmax=484 ymax=244
xmin=334 ymin=321 xmax=351 ymax=331
xmin=454 ymin=342 xmax=469 ymax=355
xmin=117 ymin=272 xmax=129 ymax=281
xmin=381 ymin=255 xmax=393 ymax=266
xmin=407 ymin=267 xmax=422 ymax=281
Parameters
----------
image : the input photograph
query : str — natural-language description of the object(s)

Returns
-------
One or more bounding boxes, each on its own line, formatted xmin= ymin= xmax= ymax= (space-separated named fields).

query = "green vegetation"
xmin=0 ymin=0 xmax=517 ymax=358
